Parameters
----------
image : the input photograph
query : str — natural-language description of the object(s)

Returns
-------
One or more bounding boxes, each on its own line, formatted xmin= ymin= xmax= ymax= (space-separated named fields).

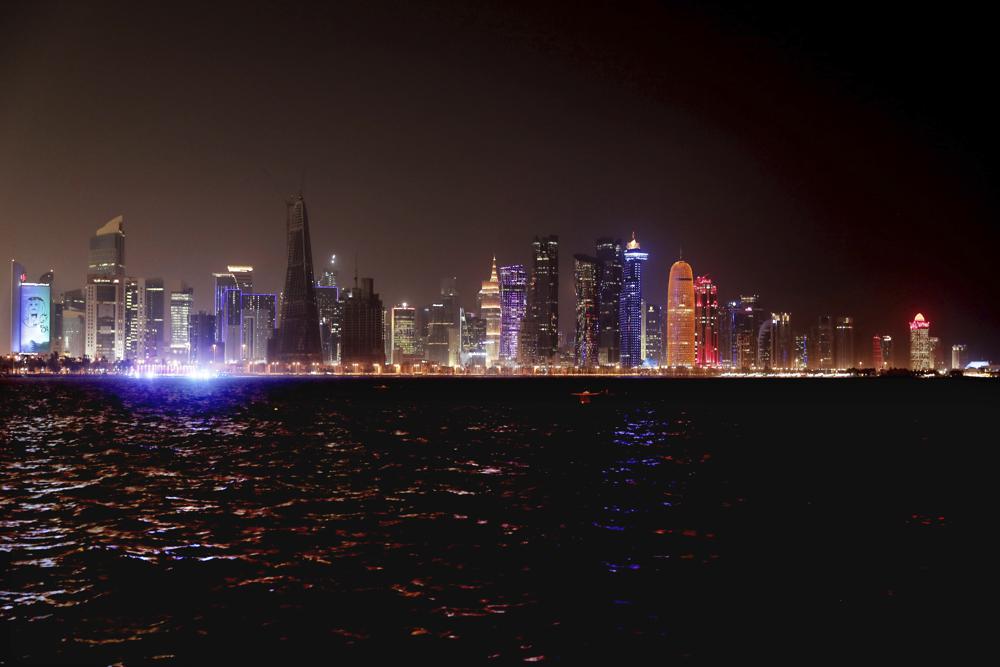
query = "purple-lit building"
xmin=499 ymin=264 xmax=527 ymax=365
xmin=618 ymin=233 xmax=647 ymax=368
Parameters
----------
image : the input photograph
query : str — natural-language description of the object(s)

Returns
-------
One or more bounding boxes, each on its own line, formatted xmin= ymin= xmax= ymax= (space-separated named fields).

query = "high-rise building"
xmin=461 ymin=311 xmax=488 ymax=367
xmin=390 ymin=304 xmax=417 ymax=364
xmin=213 ymin=266 xmax=254 ymax=362
xmin=815 ymin=315 xmax=834 ymax=370
xmin=477 ymin=257 xmax=502 ymax=367
xmin=773 ymin=313 xmax=793 ymax=369
xmin=694 ymin=276 xmax=718 ymax=367
xmin=318 ymin=254 xmax=338 ymax=288
xmin=341 ymin=277 xmax=385 ymax=368
xmin=595 ymin=237 xmax=623 ymax=365
xmin=10 ymin=261 xmax=53 ymax=355
xmin=872 ymin=335 xmax=893 ymax=370
xmin=241 ymin=293 xmax=276 ymax=364
xmin=61 ymin=289 xmax=86 ymax=359
xmin=426 ymin=302 xmax=452 ymax=365
xmin=952 ymin=344 xmax=967 ymax=370
xmin=732 ymin=296 xmax=763 ymax=370
xmin=909 ymin=313 xmax=932 ymax=371
xmin=793 ymin=334 xmax=809 ymax=369
xmin=274 ymin=194 xmax=322 ymax=365
xmin=529 ymin=236 xmax=559 ymax=363
xmin=189 ymin=312 xmax=218 ymax=365
xmin=499 ymin=264 xmax=527 ymax=365
xmin=144 ymin=278 xmax=165 ymax=360
xmin=644 ymin=304 xmax=664 ymax=367
xmin=666 ymin=256 xmax=695 ymax=368
xmin=315 ymin=285 xmax=341 ymax=364
xmin=438 ymin=277 xmax=462 ymax=366
xmin=928 ymin=336 xmax=943 ymax=371
xmin=169 ymin=286 xmax=194 ymax=362
xmin=124 ymin=278 xmax=147 ymax=360
xmin=757 ymin=317 xmax=774 ymax=370
xmin=834 ymin=316 xmax=855 ymax=369
xmin=573 ymin=254 xmax=600 ymax=368
xmin=619 ymin=233 xmax=648 ymax=368
xmin=84 ymin=216 xmax=126 ymax=361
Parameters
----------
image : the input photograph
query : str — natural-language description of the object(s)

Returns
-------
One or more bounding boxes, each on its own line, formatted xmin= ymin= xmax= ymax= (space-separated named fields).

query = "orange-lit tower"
xmin=909 ymin=313 xmax=931 ymax=370
xmin=666 ymin=257 xmax=696 ymax=367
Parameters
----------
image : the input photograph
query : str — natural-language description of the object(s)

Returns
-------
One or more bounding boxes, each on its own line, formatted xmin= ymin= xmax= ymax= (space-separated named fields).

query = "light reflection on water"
xmin=0 ymin=377 xmax=968 ymax=663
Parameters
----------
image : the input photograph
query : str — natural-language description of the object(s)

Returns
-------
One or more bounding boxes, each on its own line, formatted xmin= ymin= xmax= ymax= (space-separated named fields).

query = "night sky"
xmin=2 ymin=1 xmax=998 ymax=359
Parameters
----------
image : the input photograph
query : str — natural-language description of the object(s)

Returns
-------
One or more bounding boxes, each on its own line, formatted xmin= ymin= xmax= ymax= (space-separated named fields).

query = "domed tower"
xmin=666 ymin=257 xmax=696 ymax=368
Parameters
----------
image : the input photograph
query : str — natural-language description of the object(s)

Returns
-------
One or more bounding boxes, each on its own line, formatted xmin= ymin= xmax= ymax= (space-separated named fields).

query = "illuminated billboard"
xmin=19 ymin=283 xmax=51 ymax=354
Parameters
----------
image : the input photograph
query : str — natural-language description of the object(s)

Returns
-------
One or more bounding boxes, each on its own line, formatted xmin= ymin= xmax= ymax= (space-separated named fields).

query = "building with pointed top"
xmin=619 ymin=232 xmax=648 ymax=368
xmin=274 ymin=194 xmax=322 ymax=365
xmin=666 ymin=256 xmax=695 ymax=368
xmin=477 ymin=257 xmax=502 ymax=367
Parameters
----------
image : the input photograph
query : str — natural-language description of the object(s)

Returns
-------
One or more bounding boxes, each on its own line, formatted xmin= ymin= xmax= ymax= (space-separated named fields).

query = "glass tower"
xmin=619 ymin=233 xmax=648 ymax=368
xmin=666 ymin=257 xmax=695 ymax=368
xmin=573 ymin=254 xmax=599 ymax=368
xmin=499 ymin=264 xmax=527 ymax=364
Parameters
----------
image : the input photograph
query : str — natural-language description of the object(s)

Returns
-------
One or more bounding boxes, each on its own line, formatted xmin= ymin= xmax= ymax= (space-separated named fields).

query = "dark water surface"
xmin=0 ymin=377 xmax=984 ymax=663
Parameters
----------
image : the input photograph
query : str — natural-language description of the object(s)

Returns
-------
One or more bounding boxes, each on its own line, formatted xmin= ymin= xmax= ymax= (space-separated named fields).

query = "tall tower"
xmin=84 ymin=216 xmax=126 ymax=361
xmin=573 ymin=254 xmax=599 ymax=368
xmin=499 ymin=264 xmax=527 ymax=364
xmin=834 ymin=316 xmax=855 ymax=369
xmin=816 ymin=315 xmax=834 ymax=370
xmin=477 ymin=257 xmax=502 ymax=367
xmin=275 ymin=194 xmax=322 ymax=364
xmin=529 ymin=236 xmax=559 ymax=363
xmin=693 ymin=275 xmax=718 ymax=367
xmin=595 ymin=237 xmax=623 ymax=365
xmin=619 ymin=233 xmax=648 ymax=368
xmin=909 ymin=313 xmax=931 ymax=370
xmin=666 ymin=257 xmax=695 ymax=368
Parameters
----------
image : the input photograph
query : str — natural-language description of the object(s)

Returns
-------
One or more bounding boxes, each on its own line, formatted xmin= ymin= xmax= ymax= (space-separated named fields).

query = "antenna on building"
xmin=679 ymin=246 xmax=683 ymax=260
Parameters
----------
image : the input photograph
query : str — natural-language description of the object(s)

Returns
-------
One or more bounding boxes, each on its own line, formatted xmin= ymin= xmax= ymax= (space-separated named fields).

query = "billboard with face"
xmin=20 ymin=283 xmax=51 ymax=354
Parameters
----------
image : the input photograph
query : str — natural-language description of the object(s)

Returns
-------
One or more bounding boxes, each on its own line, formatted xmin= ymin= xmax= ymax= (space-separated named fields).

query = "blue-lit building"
xmin=499 ymin=264 xmax=527 ymax=364
xmin=618 ymin=233 xmax=647 ymax=368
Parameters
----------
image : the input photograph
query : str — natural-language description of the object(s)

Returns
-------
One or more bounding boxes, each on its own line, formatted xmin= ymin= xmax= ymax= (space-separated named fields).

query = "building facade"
xmin=665 ymin=257 xmax=695 ymax=368
xmin=169 ymin=286 xmax=194 ymax=362
xmin=529 ymin=236 xmax=559 ymax=364
xmin=573 ymin=254 xmax=600 ymax=368
xmin=341 ymin=278 xmax=385 ymax=369
xmin=499 ymin=264 xmax=527 ymax=365
xmin=619 ymin=234 xmax=648 ymax=368
xmin=595 ymin=237 xmax=623 ymax=365
xmin=693 ymin=276 xmax=718 ymax=367
xmin=274 ymin=194 xmax=322 ymax=365
xmin=477 ymin=257 xmax=502 ymax=367
xmin=84 ymin=216 xmax=126 ymax=361
xmin=241 ymin=293 xmax=276 ymax=364
xmin=909 ymin=313 xmax=931 ymax=371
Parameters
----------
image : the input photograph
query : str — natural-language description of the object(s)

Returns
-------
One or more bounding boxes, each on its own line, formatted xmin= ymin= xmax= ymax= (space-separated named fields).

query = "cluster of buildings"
xmin=7 ymin=195 xmax=981 ymax=374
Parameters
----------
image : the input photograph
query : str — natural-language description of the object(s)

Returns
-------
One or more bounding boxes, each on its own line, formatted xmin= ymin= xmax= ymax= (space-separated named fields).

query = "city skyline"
xmin=2 ymin=2 xmax=998 ymax=360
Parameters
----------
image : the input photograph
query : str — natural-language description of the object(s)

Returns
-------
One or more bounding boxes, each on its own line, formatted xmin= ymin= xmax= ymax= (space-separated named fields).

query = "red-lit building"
xmin=694 ymin=276 xmax=718 ymax=367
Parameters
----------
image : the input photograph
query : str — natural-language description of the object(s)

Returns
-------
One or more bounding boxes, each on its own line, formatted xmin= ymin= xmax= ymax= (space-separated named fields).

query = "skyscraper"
xmin=169 ymin=286 xmax=194 ymax=362
xmin=951 ymin=344 xmax=967 ymax=370
xmin=315 ymin=285 xmax=341 ymax=364
xmin=341 ymin=277 xmax=385 ymax=369
xmin=834 ymin=316 xmax=855 ymax=369
xmin=188 ymin=311 xmax=217 ymax=365
xmin=873 ymin=335 xmax=893 ymax=370
xmin=595 ymin=237 xmax=623 ymax=365
xmin=529 ymin=236 xmax=559 ymax=364
xmin=573 ymin=254 xmax=600 ymax=368
xmin=757 ymin=317 xmax=774 ymax=370
xmin=477 ymin=257 xmax=502 ymax=367
xmin=213 ymin=266 xmax=254 ymax=362
xmin=644 ymin=304 xmax=664 ymax=367
xmin=425 ymin=301 xmax=452 ymax=365
xmin=909 ymin=313 xmax=931 ymax=371
xmin=84 ymin=216 xmax=126 ymax=361
xmin=665 ymin=256 xmax=695 ymax=368
xmin=10 ymin=261 xmax=53 ymax=355
xmin=816 ymin=315 xmax=834 ymax=370
xmin=144 ymin=278 xmax=165 ymax=360
xmin=124 ymin=277 xmax=147 ymax=360
xmin=773 ymin=312 xmax=792 ymax=369
xmin=274 ymin=194 xmax=322 ymax=365
xmin=318 ymin=254 xmax=338 ymax=288
xmin=928 ymin=336 xmax=942 ymax=371
xmin=241 ymin=293 xmax=276 ymax=364
xmin=793 ymin=334 xmax=809 ymax=369
xmin=694 ymin=276 xmax=718 ymax=367
xmin=732 ymin=295 xmax=763 ymax=370
xmin=619 ymin=234 xmax=648 ymax=368
xmin=499 ymin=264 xmax=527 ymax=365
xmin=61 ymin=289 xmax=85 ymax=359
xmin=390 ymin=304 xmax=417 ymax=364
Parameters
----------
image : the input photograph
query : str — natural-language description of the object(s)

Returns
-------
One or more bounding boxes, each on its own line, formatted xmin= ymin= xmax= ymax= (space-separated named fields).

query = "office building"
xmin=341 ymin=277 xmax=385 ymax=368
xmin=529 ymin=236 xmax=559 ymax=363
xmin=390 ymin=304 xmax=418 ymax=365
xmin=644 ymin=303 xmax=663 ymax=367
xmin=573 ymin=254 xmax=600 ymax=368
xmin=169 ymin=286 xmax=194 ymax=361
xmin=477 ymin=257 xmax=502 ymax=367
xmin=595 ymin=237 xmax=623 ymax=365
xmin=84 ymin=216 xmax=126 ymax=361
xmin=274 ymin=194 xmax=322 ymax=364
xmin=834 ymin=316 xmax=855 ymax=369
xmin=619 ymin=233 xmax=648 ymax=368
xmin=665 ymin=256 xmax=695 ymax=368
xmin=499 ymin=264 xmax=527 ymax=364
xmin=694 ymin=276 xmax=718 ymax=367
xmin=909 ymin=313 xmax=932 ymax=371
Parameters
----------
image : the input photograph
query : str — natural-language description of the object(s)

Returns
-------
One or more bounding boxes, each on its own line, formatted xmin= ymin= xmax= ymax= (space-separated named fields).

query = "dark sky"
xmin=2 ymin=0 xmax=998 ymax=359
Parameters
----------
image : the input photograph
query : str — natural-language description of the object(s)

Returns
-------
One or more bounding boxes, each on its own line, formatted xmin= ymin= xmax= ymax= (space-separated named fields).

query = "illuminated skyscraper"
xmin=425 ymin=301 xmax=452 ymax=365
xmin=644 ymin=304 xmax=663 ymax=366
xmin=595 ymin=237 xmax=623 ymax=365
xmin=694 ymin=276 xmax=718 ymax=367
xmin=315 ymin=285 xmax=341 ymax=364
xmin=619 ymin=234 xmax=648 ymax=368
xmin=909 ymin=313 xmax=931 ymax=370
xmin=815 ymin=315 xmax=834 ymax=370
xmin=573 ymin=254 xmax=600 ymax=368
xmin=477 ymin=257 xmax=502 ymax=367
xmin=499 ymin=264 xmax=527 ymax=364
xmin=213 ymin=266 xmax=253 ymax=363
xmin=793 ymin=334 xmax=809 ymax=369
xmin=773 ymin=312 xmax=792 ymax=369
xmin=529 ymin=236 xmax=559 ymax=363
xmin=241 ymin=293 xmax=276 ymax=363
xmin=169 ymin=286 xmax=194 ymax=361
xmin=144 ymin=278 xmax=165 ymax=360
xmin=665 ymin=257 xmax=695 ymax=368
xmin=731 ymin=296 xmax=763 ymax=370
xmin=124 ymin=278 xmax=147 ymax=360
xmin=274 ymin=194 xmax=322 ymax=365
xmin=189 ymin=311 xmax=217 ymax=365
xmin=834 ymin=316 xmax=855 ymax=369
xmin=929 ymin=336 xmax=943 ymax=371
xmin=390 ymin=304 xmax=417 ymax=364
xmin=873 ymin=335 xmax=893 ymax=370
xmin=318 ymin=255 xmax=338 ymax=288
xmin=61 ymin=289 xmax=85 ymax=359
xmin=10 ymin=261 xmax=53 ymax=355
xmin=757 ymin=318 xmax=774 ymax=370
xmin=84 ymin=216 xmax=126 ymax=361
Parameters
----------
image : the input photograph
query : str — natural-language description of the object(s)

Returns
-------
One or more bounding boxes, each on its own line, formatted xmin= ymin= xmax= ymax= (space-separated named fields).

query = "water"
xmin=0 ymin=377 xmax=982 ymax=663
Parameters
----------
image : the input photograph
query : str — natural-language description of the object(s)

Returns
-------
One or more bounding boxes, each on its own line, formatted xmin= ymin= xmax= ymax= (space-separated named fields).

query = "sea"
xmin=0 ymin=376 xmax=984 ymax=663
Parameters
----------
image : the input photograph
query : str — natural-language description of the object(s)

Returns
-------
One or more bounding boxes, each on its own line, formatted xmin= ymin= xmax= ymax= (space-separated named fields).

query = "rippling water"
xmin=0 ymin=377 xmax=982 ymax=663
